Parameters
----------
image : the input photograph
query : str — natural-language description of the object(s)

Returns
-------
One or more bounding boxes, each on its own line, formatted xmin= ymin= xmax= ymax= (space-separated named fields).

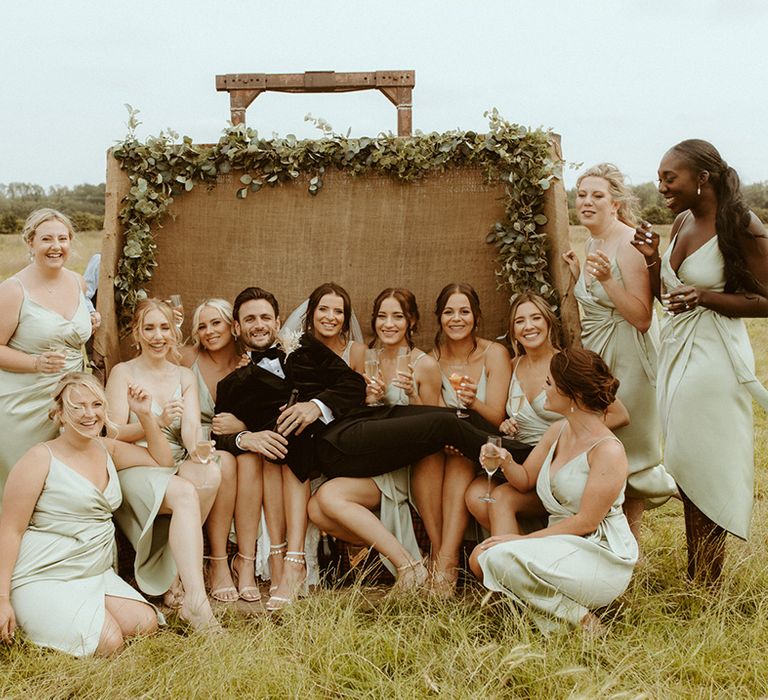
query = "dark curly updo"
xmin=550 ymin=348 xmax=619 ymax=412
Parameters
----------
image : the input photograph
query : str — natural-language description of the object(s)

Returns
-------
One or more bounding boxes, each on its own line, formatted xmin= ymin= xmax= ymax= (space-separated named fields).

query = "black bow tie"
xmin=250 ymin=347 xmax=283 ymax=364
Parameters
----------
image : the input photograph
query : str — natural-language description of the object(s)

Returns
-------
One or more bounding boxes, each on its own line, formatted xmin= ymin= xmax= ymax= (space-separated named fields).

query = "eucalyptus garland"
xmin=112 ymin=107 xmax=561 ymax=329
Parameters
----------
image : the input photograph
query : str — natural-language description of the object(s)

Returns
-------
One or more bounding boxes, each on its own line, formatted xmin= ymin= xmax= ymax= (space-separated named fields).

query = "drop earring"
xmin=570 ymin=403 xmax=575 ymax=414
xmin=697 ymin=185 xmax=701 ymax=196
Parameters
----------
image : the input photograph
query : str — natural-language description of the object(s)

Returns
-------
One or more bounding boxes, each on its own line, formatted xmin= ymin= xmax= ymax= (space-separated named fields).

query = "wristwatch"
xmin=235 ymin=431 xmax=248 ymax=450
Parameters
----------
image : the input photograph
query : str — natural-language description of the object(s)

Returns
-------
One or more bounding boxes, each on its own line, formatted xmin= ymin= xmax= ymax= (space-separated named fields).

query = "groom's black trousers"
xmin=315 ymin=405 xmax=533 ymax=479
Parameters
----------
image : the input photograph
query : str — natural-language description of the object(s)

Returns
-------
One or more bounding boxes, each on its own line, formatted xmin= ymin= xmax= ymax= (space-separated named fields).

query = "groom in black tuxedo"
xmin=215 ymin=286 xmax=366 ymax=482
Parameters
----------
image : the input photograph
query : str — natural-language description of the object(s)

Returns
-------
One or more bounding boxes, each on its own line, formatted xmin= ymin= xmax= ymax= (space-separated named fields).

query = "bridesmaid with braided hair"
xmin=632 ymin=140 xmax=768 ymax=584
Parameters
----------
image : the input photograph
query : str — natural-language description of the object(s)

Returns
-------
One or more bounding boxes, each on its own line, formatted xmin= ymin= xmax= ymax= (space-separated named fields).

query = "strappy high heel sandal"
xmin=266 ymin=550 xmax=306 ymax=612
xmin=230 ymin=552 xmax=261 ymax=602
xmin=204 ymin=555 xmax=239 ymax=603
xmin=268 ymin=541 xmax=287 ymax=594
xmin=392 ymin=559 xmax=429 ymax=593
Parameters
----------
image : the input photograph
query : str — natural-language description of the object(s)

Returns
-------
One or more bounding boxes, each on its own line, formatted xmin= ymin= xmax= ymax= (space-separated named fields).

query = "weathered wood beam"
xmin=215 ymin=70 xmax=416 ymax=135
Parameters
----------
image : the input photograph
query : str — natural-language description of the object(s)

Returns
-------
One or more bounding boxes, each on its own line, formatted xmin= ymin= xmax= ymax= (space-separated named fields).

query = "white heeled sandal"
xmin=266 ymin=550 xmax=307 ymax=611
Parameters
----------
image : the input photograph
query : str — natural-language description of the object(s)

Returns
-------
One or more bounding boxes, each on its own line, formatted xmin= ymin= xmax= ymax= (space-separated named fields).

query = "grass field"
xmin=1 ymin=229 xmax=768 ymax=697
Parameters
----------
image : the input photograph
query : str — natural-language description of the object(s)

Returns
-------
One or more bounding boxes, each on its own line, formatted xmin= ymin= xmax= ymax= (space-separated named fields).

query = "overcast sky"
xmin=2 ymin=0 xmax=765 ymax=189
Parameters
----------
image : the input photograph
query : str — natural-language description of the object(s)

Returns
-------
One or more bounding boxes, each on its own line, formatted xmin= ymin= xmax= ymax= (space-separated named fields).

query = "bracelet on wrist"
xmin=646 ymin=258 xmax=659 ymax=268
xmin=33 ymin=355 xmax=40 ymax=372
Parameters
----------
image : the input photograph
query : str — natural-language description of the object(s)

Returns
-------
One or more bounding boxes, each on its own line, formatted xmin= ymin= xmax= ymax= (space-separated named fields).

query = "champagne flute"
xmin=196 ymin=425 xmax=214 ymax=463
xmin=448 ymin=363 xmax=470 ymax=418
xmin=508 ymin=390 xmax=525 ymax=419
xmin=365 ymin=348 xmax=383 ymax=406
xmin=660 ymin=286 xmax=678 ymax=344
xmin=395 ymin=347 xmax=411 ymax=376
xmin=479 ymin=436 xmax=502 ymax=503
xmin=395 ymin=347 xmax=410 ymax=398
xmin=169 ymin=294 xmax=184 ymax=328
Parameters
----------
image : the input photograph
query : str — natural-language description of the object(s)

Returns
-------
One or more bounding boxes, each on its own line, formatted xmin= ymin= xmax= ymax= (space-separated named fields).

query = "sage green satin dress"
xmin=370 ymin=353 xmax=427 ymax=574
xmin=478 ymin=433 xmax=638 ymax=633
xmin=0 ymin=278 xmax=90 ymax=495
xmin=191 ymin=359 xmax=216 ymax=426
xmin=11 ymin=445 xmax=155 ymax=656
xmin=574 ymin=259 xmax=676 ymax=505
xmin=507 ymin=362 xmax=561 ymax=447
xmin=659 ymin=236 xmax=768 ymax=539
xmin=114 ymin=379 xmax=184 ymax=596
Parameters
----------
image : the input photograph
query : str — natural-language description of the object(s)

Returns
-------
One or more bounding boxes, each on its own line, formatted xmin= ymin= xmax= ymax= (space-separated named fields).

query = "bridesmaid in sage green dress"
xmin=466 ymin=293 xmax=629 ymax=537
xmin=469 ymin=349 xmax=637 ymax=634
xmin=0 ymin=209 xmax=93 ymax=499
xmin=106 ymin=299 xmax=220 ymax=625
xmin=632 ymin=140 xmax=768 ymax=583
xmin=182 ymin=299 xmax=241 ymax=603
xmin=0 ymin=373 xmax=166 ymax=656
xmin=414 ymin=282 xmax=510 ymax=595
xmin=309 ymin=287 xmax=441 ymax=591
xmin=563 ymin=164 xmax=676 ymax=541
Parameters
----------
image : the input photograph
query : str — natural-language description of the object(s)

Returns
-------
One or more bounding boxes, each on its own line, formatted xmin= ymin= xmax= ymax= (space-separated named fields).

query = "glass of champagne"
xmin=448 ymin=363 xmax=469 ymax=418
xmin=169 ymin=294 xmax=184 ymax=328
xmin=508 ymin=390 xmax=525 ymax=420
xmin=365 ymin=348 xmax=383 ymax=406
xmin=395 ymin=347 xmax=411 ymax=397
xmin=395 ymin=347 xmax=411 ymax=376
xmin=196 ymin=425 xmax=214 ymax=464
xmin=660 ymin=285 xmax=678 ymax=344
xmin=479 ymin=436 xmax=502 ymax=503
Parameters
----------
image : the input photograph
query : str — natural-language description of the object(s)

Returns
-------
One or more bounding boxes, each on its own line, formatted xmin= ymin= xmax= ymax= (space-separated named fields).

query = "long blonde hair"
xmin=576 ymin=163 xmax=638 ymax=227
xmin=49 ymin=372 xmax=117 ymax=437
xmin=131 ymin=298 xmax=182 ymax=363
xmin=508 ymin=292 xmax=562 ymax=359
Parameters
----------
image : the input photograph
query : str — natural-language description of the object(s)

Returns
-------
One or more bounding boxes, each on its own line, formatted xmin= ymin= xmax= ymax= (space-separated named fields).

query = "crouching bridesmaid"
xmin=0 ymin=373 xmax=167 ymax=656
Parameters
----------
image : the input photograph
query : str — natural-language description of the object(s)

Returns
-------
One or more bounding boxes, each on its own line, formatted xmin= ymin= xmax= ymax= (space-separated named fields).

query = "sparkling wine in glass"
xmin=365 ymin=349 xmax=383 ymax=406
xmin=508 ymin=391 xmax=525 ymax=419
xmin=448 ymin=364 xmax=469 ymax=418
xmin=479 ymin=436 xmax=502 ymax=503
xmin=196 ymin=425 xmax=214 ymax=463
xmin=395 ymin=347 xmax=411 ymax=376
xmin=660 ymin=288 xmax=678 ymax=344
xmin=169 ymin=294 xmax=184 ymax=328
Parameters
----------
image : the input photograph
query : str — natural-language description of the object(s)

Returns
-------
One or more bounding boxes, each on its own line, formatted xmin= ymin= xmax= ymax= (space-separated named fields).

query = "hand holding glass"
xmin=169 ymin=294 xmax=184 ymax=328
xmin=196 ymin=425 xmax=214 ymax=463
xmin=365 ymin=349 xmax=383 ymax=406
xmin=448 ymin=364 xmax=470 ymax=418
xmin=479 ymin=436 xmax=503 ymax=503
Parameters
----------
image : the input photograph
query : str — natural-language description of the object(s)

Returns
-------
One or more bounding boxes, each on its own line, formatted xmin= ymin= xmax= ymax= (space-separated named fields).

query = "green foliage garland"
xmin=112 ymin=107 xmax=561 ymax=328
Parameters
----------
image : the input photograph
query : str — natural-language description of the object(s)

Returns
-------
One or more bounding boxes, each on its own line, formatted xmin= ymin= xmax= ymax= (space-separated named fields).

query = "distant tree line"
xmin=567 ymin=181 xmax=768 ymax=226
xmin=0 ymin=183 xmax=105 ymax=235
xmin=1 ymin=179 xmax=766 ymax=236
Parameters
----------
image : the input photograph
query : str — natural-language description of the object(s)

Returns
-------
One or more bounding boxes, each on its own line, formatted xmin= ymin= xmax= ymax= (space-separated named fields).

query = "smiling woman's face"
xmin=197 ymin=305 xmax=234 ymax=352
xmin=312 ymin=293 xmax=346 ymax=340
xmin=657 ymin=150 xmax=701 ymax=215
xmin=29 ymin=218 xmax=71 ymax=269
xmin=375 ymin=296 xmax=409 ymax=347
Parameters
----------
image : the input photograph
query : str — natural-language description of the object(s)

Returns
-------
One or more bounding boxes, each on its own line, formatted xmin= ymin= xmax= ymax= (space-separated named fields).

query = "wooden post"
xmin=542 ymin=133 xmax=581 ymax=346
xmin=215 ymin=70 xmax=415 ymax=136
xmin=93 ymin=149 xmax=129 ymax=375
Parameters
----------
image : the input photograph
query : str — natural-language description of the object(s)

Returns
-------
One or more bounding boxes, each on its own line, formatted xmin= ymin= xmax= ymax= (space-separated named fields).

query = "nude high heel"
xmin=230 ymin=552 xmax=261 ymax=602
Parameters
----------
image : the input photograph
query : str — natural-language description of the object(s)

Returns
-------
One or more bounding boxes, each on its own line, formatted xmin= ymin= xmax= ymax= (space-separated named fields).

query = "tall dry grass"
xmin=1 ymin=228 xmax=768 ymax=697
